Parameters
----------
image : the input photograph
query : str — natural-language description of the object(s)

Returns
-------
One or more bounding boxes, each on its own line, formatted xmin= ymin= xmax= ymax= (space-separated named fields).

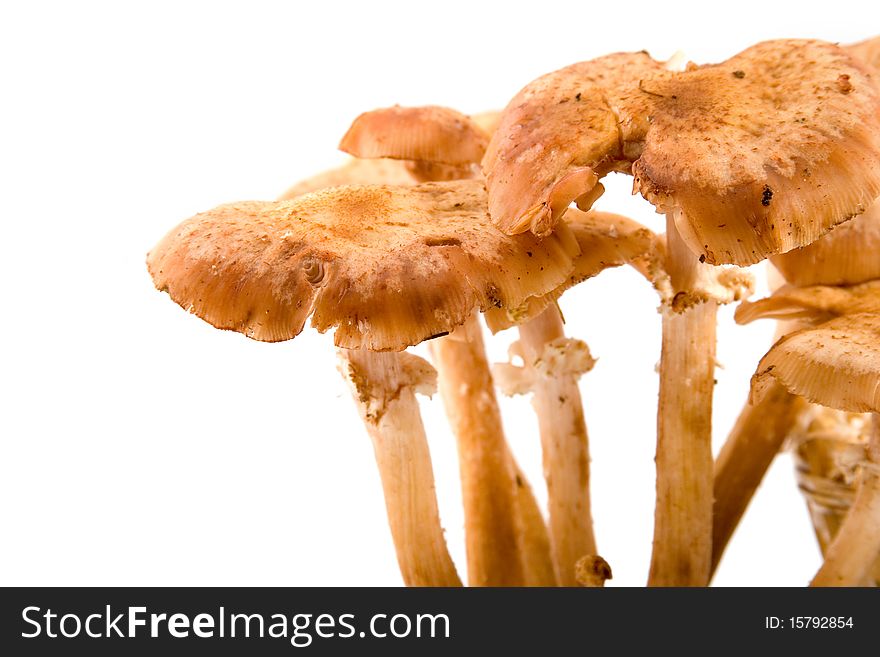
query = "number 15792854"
xmin=765 ymin=617 xmax=854 ymax=629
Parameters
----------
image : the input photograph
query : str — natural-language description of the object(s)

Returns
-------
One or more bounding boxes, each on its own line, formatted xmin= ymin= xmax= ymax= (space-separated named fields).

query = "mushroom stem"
xmin=431 ymin=313 xmax=554 ymax=586
xmin=574 ymin=555 xmax=613 ymax=587
xmin=648 ymin=215 xmax=717 ymax=587
xmin=711 ymin=380 xmax=800 ymax=576
xmin=516 ymin=304 xmax=596 ymax=585
xmin=810 ymin=413 xmax=880 ymax=587
xmin=338 ymin=348 xmax=462 ymax=587
xmin=510 ymin=458 xmax=558 ymax=586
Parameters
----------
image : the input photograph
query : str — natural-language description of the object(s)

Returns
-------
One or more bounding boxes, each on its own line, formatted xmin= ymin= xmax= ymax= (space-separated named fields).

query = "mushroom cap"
xmin=278 ymin=157 xmax=415 ymax=200
xmin=484 ymin=208 xmax=655 ymax=331
xmin=751 ymin=313 xmax=880 ymax=413
xmin=770 ymin=199 xmax=880 ymax=287
xmin=848 ymin=35 xmax=880 ymax=71
xmin=339 ymin=105 xmax=490 ymax=166
xmin=484 ymin=40 xmax=880 ymax=266
xmin=482 ymin=51 xmax=664 ymax=237
xmin=470 ymin=110 xmax=502 ymax=137
xmin=736 ymin=279 xmax=880 ymax=326
xmin=147 ymin=180 xmax=579 ymax=350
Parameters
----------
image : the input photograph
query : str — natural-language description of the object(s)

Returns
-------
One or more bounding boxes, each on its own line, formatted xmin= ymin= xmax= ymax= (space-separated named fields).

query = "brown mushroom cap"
xmin=340 ymin=105 xmax=490 ymax=166
xmin=770 ymin=200 xmax=880 ymax=287
xmin=278 ymin=157 xmax=415 ymax=200
xmin=848 ymin=35 xmax=880 ymax=71
xmin=751 ymin=313 xmax=880 ymax=413
xmin=483 ymin=51 xmax=664 ymax=238
xmin=736 ymin=279 xmax=880 ymax=326
xmin=769 ymin=37 xmax=880 ymax=288
xmin=484 ymin=40 xmax=880 ymax=266
xmin=334 ymin=104 xmax=661 ymax=329
xmin=339 ymin=105 xmax=492 ymax=183
xmin=484 ymin=208 xmax=655 ymax=331
xmin=740 ymin=278 xmax=880 ymax=411
xmin=470 ymin=110 xmax=502 ymax=137
xmin=148 ymin=180 xmax=579 ymax=350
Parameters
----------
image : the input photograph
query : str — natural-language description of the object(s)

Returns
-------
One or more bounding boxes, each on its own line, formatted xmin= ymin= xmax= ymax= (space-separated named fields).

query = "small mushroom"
xmin=719 ymin=221 xmax=880 ymax=576
xmin=278 ymin=157 xmax=414 ymax=200
xmin=755 ymin=313 xmax=880 ymax=587
xmin=750 ymin=309 xmax=880 ymax=413
xmin=340 ymin=105 xmax=489 ymax=167
xmin=489 ymin=208 xmax=657 ymax=585
xmin=482 ymin=38 xmax=880 ymax=586
xmin=339 ymin=104 xmax=659 ymax=584
xmin=737 ymin=281 xmax=880 ymax=585
xmin=147 ymin=179 xmax=580 ymax=586
xmin=339 ymin=105 xmax=557 ymax=584
xmin=713 ymin=42 xmax=880 ymax=574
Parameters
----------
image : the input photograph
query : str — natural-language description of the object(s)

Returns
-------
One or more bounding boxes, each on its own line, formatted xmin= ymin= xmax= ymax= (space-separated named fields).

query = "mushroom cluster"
xmin=147 ymin=36 xmax=880 ymax=586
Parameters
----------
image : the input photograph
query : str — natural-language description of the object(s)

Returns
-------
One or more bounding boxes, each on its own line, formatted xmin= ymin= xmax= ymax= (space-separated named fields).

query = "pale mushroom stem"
xmin=517 ymin=304 xmax=596 ymax=586
xmin=510 ymin=457 xmax=558 ymax=586
xmin=338 ymin=348 xmax=462 ymax=587
xmin=648 ymin=215 xmax=717 ymax=587
xmin=431 ymin=313 xmax=555 ymax=586
xmin=711 ymin=380 xmax=800 ymax=576
xmin=810 ymin=413 xmax=880 ymax=587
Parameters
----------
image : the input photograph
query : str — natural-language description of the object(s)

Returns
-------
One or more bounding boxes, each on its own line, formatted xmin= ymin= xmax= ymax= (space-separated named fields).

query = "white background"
xmin=1 ymin=0 xmax=874 ymax=586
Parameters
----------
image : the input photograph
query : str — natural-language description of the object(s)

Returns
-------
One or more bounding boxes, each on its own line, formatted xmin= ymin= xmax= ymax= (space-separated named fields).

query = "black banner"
xmin=0 ymin=587 xmax=873 ymax=655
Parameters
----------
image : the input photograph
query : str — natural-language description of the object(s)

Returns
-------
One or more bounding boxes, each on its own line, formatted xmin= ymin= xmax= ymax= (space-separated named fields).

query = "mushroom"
xmin=484 ymin=40 xmax=880 ymax=263
xmin=712 ymin=38 xmax=880 ymax=574
xmin=340 ymin=105 xmax=489 ymax=169
xmin=278 ymin=157 xmax=414 ymax=200
xmin=341 ymin=105 xmax=559 ymax=584
xmin=341 ymin=104 xmax=656 ymax=584
xmin=147 ymin=179 xmax=581 ymax=586
xmin=741 ymin=285 xmax=880 ymax=409
xmin=847 ymin=34 xmax=880 ymax=71
xmin=488 ymin=208 xmax=658 ymax=586
xmin=737 ymin=279 xmax=880 ymax=585
xmin=482 ymin=39 xmax=880 ymax=586
xmin=343 ymin=105 xmax=558 ymax=585
xmin=788 ymin=407 xmax=880 ymax=586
